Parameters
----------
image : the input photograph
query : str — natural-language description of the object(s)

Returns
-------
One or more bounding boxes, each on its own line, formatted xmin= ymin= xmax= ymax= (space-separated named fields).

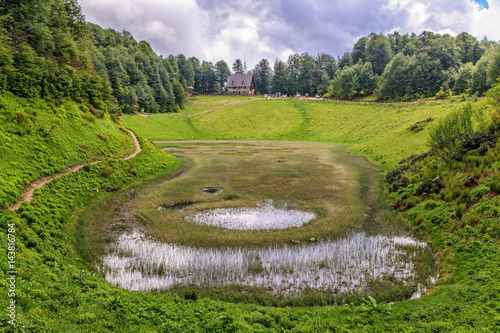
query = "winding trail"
xmin=8 ymin=130 xmax=141 ymax=211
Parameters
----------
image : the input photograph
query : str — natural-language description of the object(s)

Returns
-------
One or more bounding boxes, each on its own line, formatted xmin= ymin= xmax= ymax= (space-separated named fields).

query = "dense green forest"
xmin=0 ymin=1 xmax=188 ymax=114
xmin=0 ymin=0 xmax=109 ymax=110
xmin=85 ymin=28 xmax=500 ymax=104
xmin=3 ymin=0 xmax=499 ymax=111
xmin=1 ymin=0 xmax=500 ymax=331
xmin=170 ymin=32 xmax=500 ymax=101
xmin=245 ymin=32 xmax=500 ymax=100
xmin=87 ymin=24 xmax=187 ymax=114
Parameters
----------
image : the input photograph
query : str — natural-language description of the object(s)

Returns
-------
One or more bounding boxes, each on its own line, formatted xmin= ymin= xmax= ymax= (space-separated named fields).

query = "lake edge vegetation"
xmin=0 ymin=1 xmax=499 ymax=331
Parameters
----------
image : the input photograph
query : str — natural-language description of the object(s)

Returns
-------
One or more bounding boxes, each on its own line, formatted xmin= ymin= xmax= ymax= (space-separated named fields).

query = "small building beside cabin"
xmin=226 ymin=74 xmax=255 ymax=96
xmin=187 ymin=86 xmax=195 ymax=97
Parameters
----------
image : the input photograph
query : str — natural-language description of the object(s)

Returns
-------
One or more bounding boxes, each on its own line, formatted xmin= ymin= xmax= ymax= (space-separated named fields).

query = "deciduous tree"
xmin=365 ymin=34 xmax=392 ymax=75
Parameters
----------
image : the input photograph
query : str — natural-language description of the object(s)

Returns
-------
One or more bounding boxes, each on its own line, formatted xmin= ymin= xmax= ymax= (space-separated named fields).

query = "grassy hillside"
xmin=0 ymin=95 xmax=180 ymax=331
xmin=0 ymin=94 xmax=137 ymax=209
xmin=1 ymin=2 xmax=498 ymax=327
xmin=124 ymin=96 xmax=488 ymax=168
xmin=0 ymin=93 xmax=499 ymax=331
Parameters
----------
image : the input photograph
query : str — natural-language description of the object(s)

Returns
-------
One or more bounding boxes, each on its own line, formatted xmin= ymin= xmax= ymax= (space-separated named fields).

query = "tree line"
xmin=248 ymin=32 xmax=500 ymax=101
xmin=0 ymin=0 xmax=111 ymax=111
xmin=2 ymin=1 xmax=500 ymax=115
xmin=0 ymin=1 xmax=191 ymax=114
xmin=88 ymin=24 xmax=186 ymax=114
xmin=167 ymin=31 xmax=500 ymax=102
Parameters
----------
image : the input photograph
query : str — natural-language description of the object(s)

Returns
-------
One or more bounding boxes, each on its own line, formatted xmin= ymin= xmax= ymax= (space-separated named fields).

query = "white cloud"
xmin=470 ymin=0 xmax=500 ymax=40
xmin=78 ymin=0 xmax=500 ymax=68
xmin=384 ymin=0 xmax=500 ymax=41
xmin=406 ymin=2 xmax=431 ymax=32
xmin=140 ymin=21 xmax=178 ymax=45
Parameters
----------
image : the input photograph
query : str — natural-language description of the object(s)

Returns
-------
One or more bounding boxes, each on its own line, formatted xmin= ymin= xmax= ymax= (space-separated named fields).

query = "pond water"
xmin=158 ymin=202 xmax=194 ymax=211
xmin=101 ymin=230 xmax=436 ymax=295
xmin=201 ymin=187 xmax=223 ymax=194
xmin=98 ymin=142 xmax=439 ymax=301
xmin=185 ymin=200 xmax=316 ymax=230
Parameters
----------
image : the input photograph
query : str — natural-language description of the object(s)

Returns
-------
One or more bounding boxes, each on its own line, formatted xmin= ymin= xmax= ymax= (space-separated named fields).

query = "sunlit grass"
xmin=183 ymin=95 xmax=261 ymax=116
xmin=122 ymin=97 xmax=479 ymax=168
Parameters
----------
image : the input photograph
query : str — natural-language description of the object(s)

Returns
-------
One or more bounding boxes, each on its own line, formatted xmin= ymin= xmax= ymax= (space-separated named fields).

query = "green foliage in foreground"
xmin=0 ymin=139 xmax=499 ymax=331
xmin=0 ymin=132 xmax=498 ymax=331
xmin=0 ymin=94 xmax=135 ymax=208
xmin=0 ymin=92 xmax=498 ymax=331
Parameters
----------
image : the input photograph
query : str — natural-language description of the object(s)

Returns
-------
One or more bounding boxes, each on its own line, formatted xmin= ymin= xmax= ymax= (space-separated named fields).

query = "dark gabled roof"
xmin=226 ymin=74 xmax=253 ymax=88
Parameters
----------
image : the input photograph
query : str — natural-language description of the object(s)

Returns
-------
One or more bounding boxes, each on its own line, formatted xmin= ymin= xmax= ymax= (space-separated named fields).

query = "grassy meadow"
xmin=83 ymin=142 xmax=437 ymax=306
xmin=1 ymin=94 xmax=499 ymax=331
xmin=181 ymin=95 xmax=262 ymax=116
xmin=132 ymin=142 xmax=372 ymax=247
xmin=124 ymin=96 xmax=489 ymax=168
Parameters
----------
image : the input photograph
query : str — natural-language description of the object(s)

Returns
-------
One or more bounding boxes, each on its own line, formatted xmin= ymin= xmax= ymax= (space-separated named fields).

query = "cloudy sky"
xmin=78 ymin=0 xmax=499 ymax=68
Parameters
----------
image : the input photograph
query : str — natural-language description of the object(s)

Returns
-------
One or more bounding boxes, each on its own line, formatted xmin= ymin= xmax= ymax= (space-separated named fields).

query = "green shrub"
xmin=471 ymin=185 xmax=490 ymax=199
xmin=435 ymin=89 xmax=448 ymax=99
xmin=183 ymin=289 xmax=200 ymax=301
xmin=428 ymin=103 xmax=482 ymax=160
xmin=82 ymin=113 xmax=96 ymax=122
xmin=100 ymin=166 xmax=114 ymax=177
xmin=490 ymin=176 xmax=500 ymax=194
xmin=98 ymin=132 xmax=109 ymax=141
xmin=416 ymin=178 xmax=444 ymax=196
xmin=455 ymin=203 xmax=466 ymax=219
xmin=404 ymin=196 xmax=422 ymax=209
xmin=457 ymin=189 xmax=471 ymax=205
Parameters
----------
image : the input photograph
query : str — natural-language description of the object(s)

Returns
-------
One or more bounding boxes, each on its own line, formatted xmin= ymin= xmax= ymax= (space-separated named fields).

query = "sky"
xmin=78 ymin=0 xmax=499 ymax=68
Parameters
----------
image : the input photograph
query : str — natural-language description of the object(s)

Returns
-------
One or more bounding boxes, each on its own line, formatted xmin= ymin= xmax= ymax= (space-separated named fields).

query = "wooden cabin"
xmin=226 ymin=74 xmax=255 ymax=96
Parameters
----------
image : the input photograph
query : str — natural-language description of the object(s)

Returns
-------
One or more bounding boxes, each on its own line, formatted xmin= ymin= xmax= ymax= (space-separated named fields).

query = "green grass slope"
xmin=0 ymin=94 xmax=137 ymax=209
xmin=0 ymin=94 xmax=499 ymax=332
xmin=124 ymin=97 xmax=486 ymax=168
xmin=182 ymin=95 xmax=261 ymax=116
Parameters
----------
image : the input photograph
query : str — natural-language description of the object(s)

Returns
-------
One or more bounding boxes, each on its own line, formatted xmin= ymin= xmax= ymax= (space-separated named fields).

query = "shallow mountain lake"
xmin=93 ymin=141 xmax=438 ymax=304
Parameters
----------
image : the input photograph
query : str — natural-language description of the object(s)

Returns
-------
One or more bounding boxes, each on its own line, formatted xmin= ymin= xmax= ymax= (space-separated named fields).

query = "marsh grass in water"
xmin=101 ymin=230 xmax=437 ymax=305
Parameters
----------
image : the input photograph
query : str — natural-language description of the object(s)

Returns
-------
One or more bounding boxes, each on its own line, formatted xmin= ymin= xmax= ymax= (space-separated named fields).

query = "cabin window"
xmin=242 ymin=81 xmax=245 ymax=85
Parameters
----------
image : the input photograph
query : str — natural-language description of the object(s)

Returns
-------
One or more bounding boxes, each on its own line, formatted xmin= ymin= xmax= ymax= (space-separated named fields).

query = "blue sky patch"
xmin=473 ymin=0 xmax=489 ymax=9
